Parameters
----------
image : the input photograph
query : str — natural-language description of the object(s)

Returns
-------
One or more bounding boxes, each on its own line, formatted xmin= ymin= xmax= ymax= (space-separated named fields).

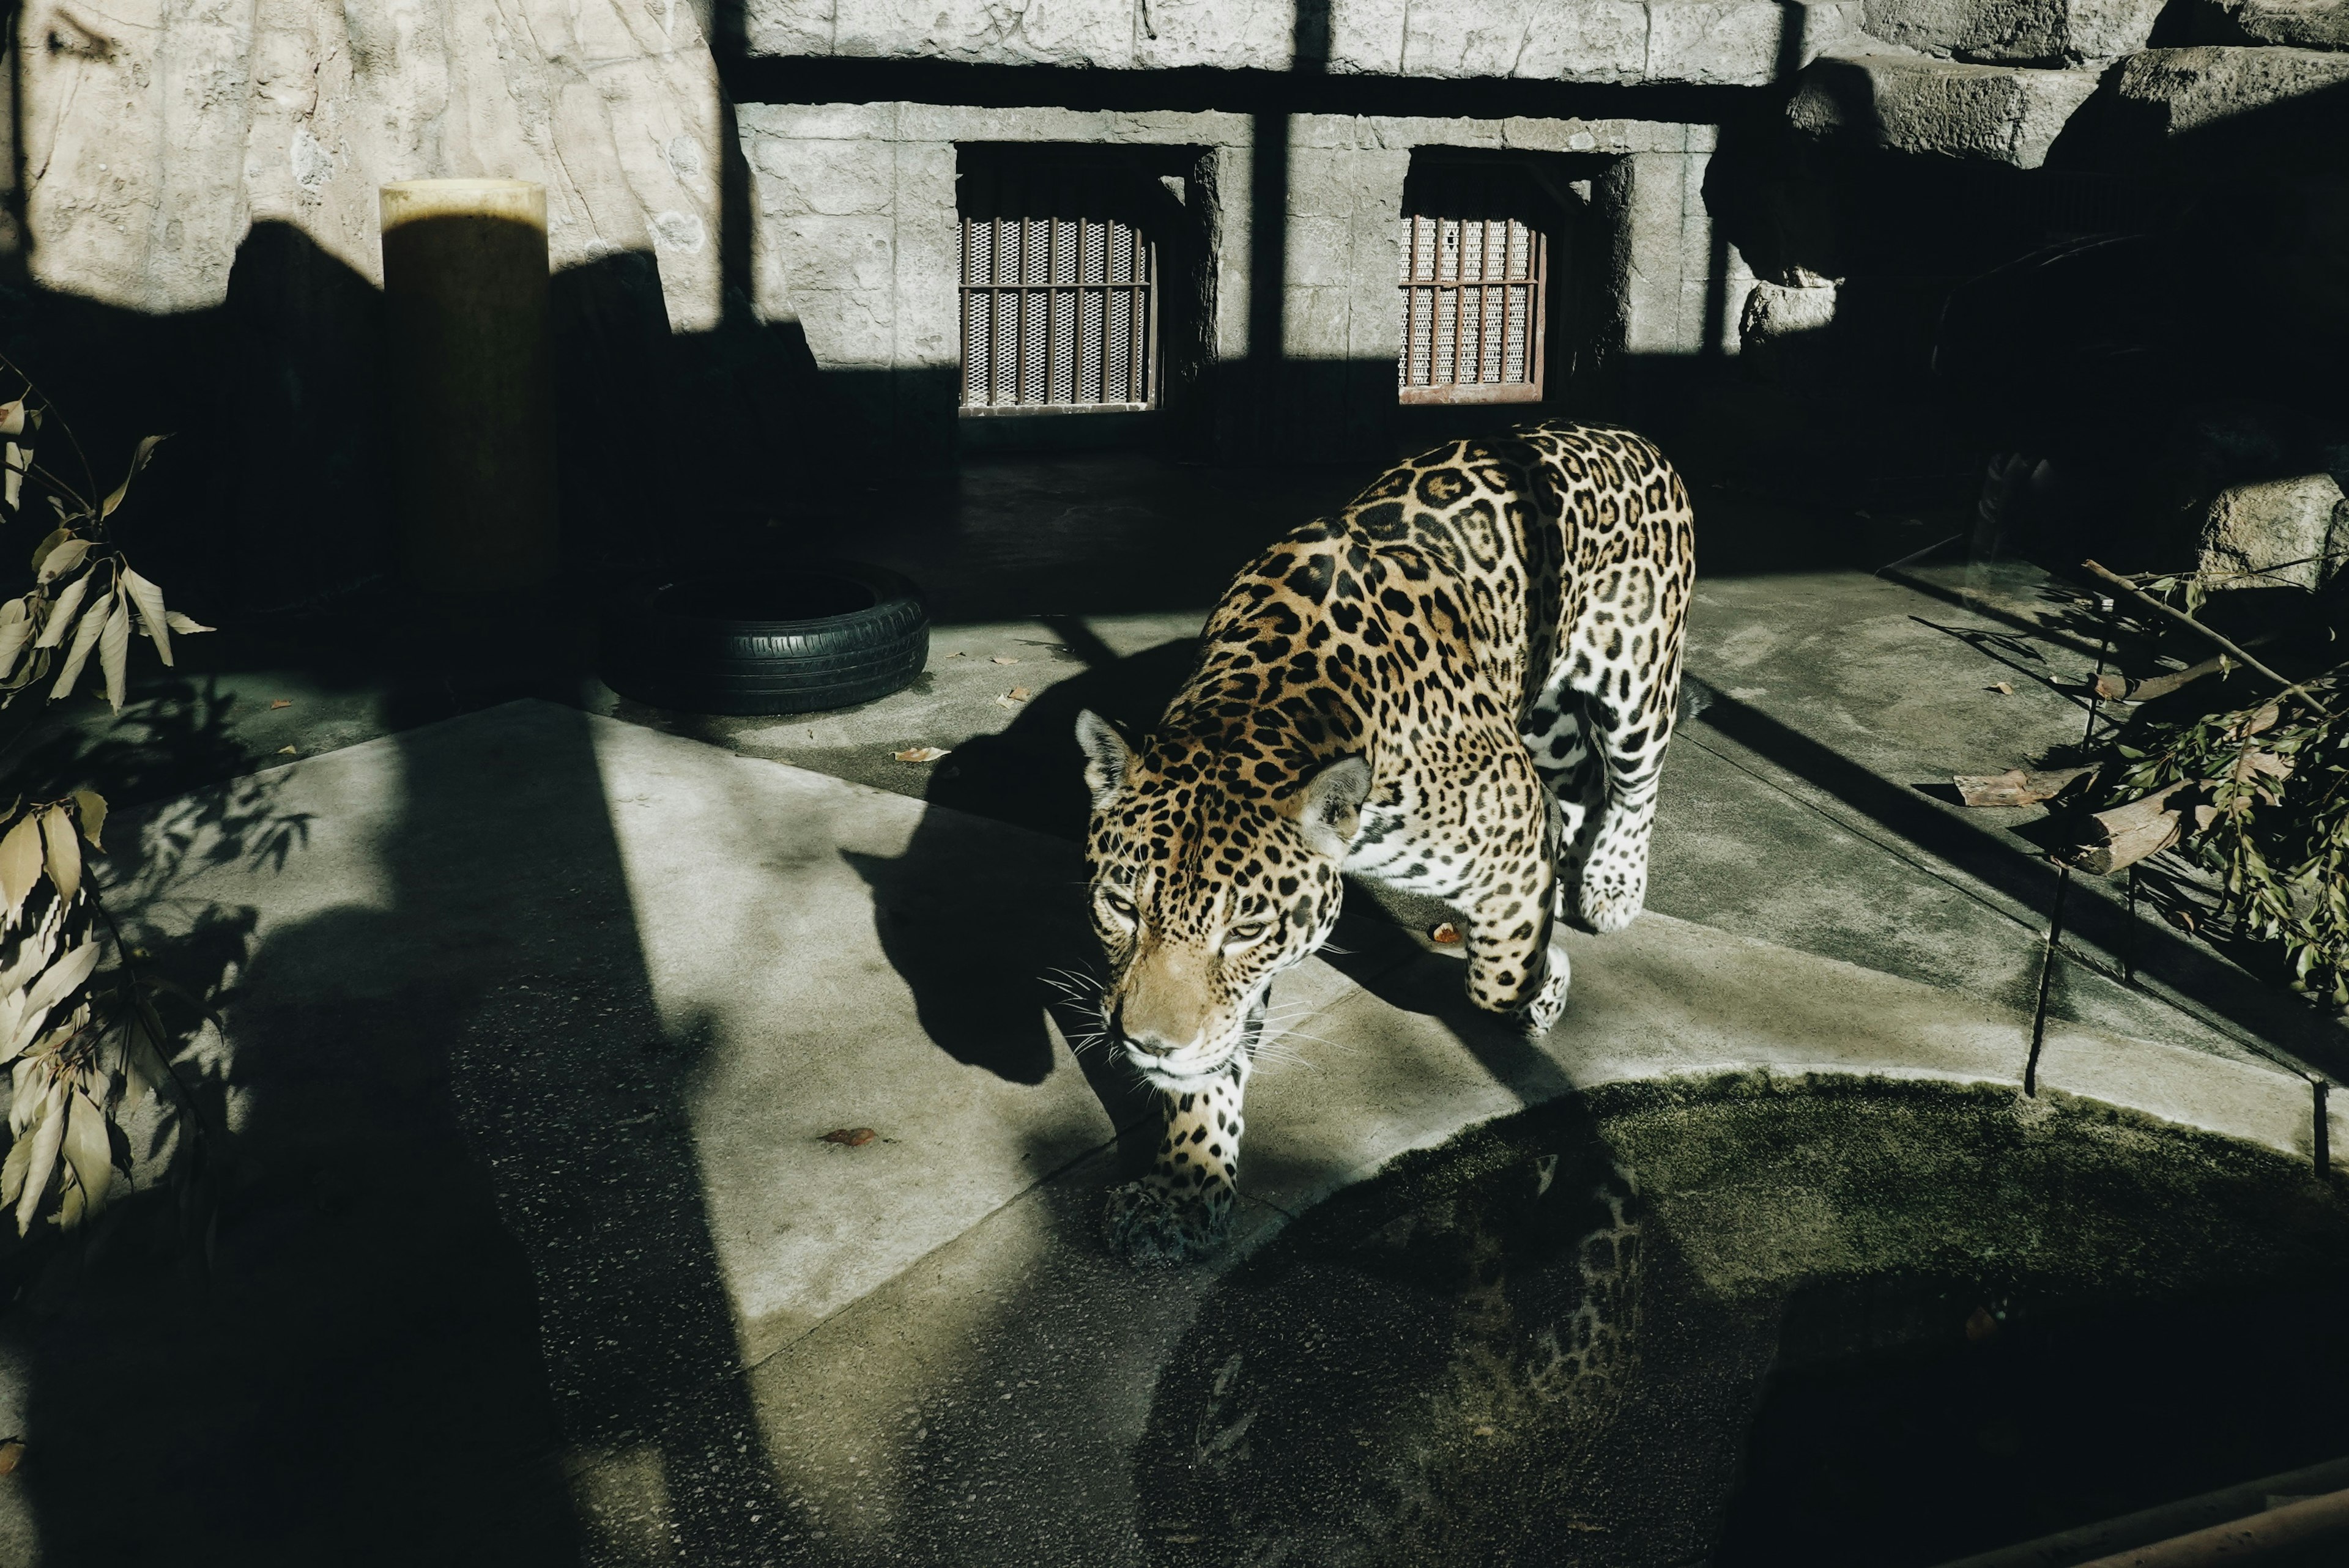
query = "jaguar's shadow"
xmin=840 ymin=637 xmax=1201 ymax=1142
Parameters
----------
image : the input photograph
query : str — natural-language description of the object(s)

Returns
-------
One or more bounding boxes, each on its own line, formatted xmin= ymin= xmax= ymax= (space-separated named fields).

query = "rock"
xmin=1741 ymin=279 xmax=1841 ymax=339
xmin=2196 ymin=473 xmax=2349 ymax=590
xmin=1789 ymin=54 xmax=2104 ymax=167
xmin=1739 ymin=279 xmax=1839 ymax=381
xmin=1861 ymin=0 xmax=2167 ymax=64
xmin=2110 ymin=45 xmax=2349 ymax=137
xmin=2197 ymin=0 xmax=2349 ymax=50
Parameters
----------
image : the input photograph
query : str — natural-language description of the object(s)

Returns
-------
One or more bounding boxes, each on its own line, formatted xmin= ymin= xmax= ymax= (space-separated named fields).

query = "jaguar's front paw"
xmin=1577 ymin=858 xmax=1647 ymax=934
xmin=1508 ymin=941 xmax=1573 ymax=1038
xmin=1102 ymin=1178 xmax=1231 ymax=1265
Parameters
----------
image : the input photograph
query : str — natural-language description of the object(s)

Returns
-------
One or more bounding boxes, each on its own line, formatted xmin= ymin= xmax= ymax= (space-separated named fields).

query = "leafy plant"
xmin=0 ymin=357 xmax=212 ymax=1235
xmin=2074 ymin=560 xmax=2349 ymax=1008
xmin=2101 ymin=677 xmax=2349 ymax=1007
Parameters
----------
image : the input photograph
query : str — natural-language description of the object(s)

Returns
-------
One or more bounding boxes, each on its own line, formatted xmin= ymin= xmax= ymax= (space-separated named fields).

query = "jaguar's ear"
xmin=1293 ymin=754 xmax=1371 ymax=859
xmin=1074 ymin=709 xmax=1133 ymax=810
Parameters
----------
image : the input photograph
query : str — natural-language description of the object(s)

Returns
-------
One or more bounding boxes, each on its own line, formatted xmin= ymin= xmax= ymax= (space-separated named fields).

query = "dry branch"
xmin=2080 ymin=560 xmax=2330 ymax=716
xmin=1953 ymin=764 xmax=2098 ymax=808
xmin=2069 ymin=782 xmax=2218 ymax=876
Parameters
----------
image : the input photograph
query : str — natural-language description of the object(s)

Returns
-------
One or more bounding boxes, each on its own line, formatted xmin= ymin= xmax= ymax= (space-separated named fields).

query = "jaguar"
xmin=1075 ymin=420 xmax=1694 ymax=1263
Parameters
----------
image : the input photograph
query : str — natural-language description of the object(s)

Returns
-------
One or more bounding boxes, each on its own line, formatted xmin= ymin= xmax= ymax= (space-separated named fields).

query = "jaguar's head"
xmin=1074 ymin=709 xmax=1369 ymax=1093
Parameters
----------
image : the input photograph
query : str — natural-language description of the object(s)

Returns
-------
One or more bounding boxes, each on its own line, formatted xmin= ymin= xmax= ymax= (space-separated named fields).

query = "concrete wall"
xmin=737 ymin=102 xmax=1746 ymax=464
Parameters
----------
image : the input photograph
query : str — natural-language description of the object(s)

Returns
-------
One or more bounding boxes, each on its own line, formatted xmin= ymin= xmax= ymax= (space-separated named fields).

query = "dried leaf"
xmin=2235 ymin=750 xmax=2293 ymax=786
xmin=0 ymin=600 xmax=30 ymax=682
xmin=34 ymin=536 xmax=91 ymax=586
xmin=97 ymin=593 xmax=129 ymax=712
xmin=2 ymin=443 xmax=27 ymax=510
xmin=163 ymin=611 xmax=213 ymax=635
xmin=14 ymin=1080 xmax=62 ymax=1235
xmin=26 ymin=528 xmax=67 ymax=577
xmin=98 ymin=434 xmax=168 ymax=520
xmin=0 ymin=1125 xmax=28 ymax=1208
xmin=892 ymin=746 xmax=949 ymax=763
xmin=992 ymin=656 xmax=1019 ymax=665
xmin=276 ymin=745 xmax=297 ymax=757
xmin=1430 ymin=922 xmax=1463 ymax=945
xmin=23 ymin=941 xmax=98 ymax=1019
xmin=821 ymin=1126 xmax=877 ymax=1147
xmin=1989 ymin=681 xmax=2014 ymax=695
xmin=31 ymin=571 xmax=90 ymax=650
xmin=48 ymin=585 xmax=112 ymax=701
xmin=69 ymin=790 xmax=103 ymax=852
xmin=61 ymin=1089 xmax=108 ymax=1216
xmin=1964 ymin=1306 xmax=2000 ymax=1342
xmin=1953 ymin=764 xmax=2097 ymax=808
xmin=2232 ymin=703 xmax=2281 ymax=739
xmin=270 ymin=698 xmax=292 ymax=709
xmin=0 ymin=1439 xmax=23 ymax=1476
xmin=117 ymin=565 xmax=171 ymax=667
xmin=38 ymin=808 xmax=77 ymax=905
xmin=0 ymin=401 xmax=24 ymax=438
xmin=0 ymin=813 xmax=41 ymax=925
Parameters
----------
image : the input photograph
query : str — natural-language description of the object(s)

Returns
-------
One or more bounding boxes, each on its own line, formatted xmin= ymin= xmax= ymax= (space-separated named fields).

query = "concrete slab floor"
xmin=0 ymin=453 xmax=2337 ymax=1561
xmin=0 ymin=457 xmax=2327 ymax=1101
xmin=0 ymin=700 xmax=2329 ymax=1566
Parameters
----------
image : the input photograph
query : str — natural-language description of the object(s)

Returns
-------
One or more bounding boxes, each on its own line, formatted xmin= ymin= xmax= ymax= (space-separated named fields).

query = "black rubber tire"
xmin=598 ymin=561 xmax=930 ymax=716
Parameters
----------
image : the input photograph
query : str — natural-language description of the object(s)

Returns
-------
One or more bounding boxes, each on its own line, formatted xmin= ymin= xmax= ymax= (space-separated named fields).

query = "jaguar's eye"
xmin=1225 ymin=919 xmax=1270 ymax=946
xmin=1100 ymin=889 xmax=1137 ymax=920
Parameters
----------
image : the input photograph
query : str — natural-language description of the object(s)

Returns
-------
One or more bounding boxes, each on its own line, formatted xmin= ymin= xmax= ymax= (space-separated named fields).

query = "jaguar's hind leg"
xmin=1570 ymin=641 xmax=1683 ymax=934
xmin=1523 ymin=686 xmax=1606 ymax=917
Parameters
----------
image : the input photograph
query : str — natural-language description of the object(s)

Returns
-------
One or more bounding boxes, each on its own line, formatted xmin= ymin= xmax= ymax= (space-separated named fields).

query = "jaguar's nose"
xmin=1111 ymin=1005 xmax=1180 ymax=1058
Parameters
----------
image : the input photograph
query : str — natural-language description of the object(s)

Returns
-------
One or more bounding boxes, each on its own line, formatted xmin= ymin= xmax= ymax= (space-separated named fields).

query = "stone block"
xmin=776 ymin=215 xmax=897 ymax=294
xmin=741 ymin=102 xmax=903 ymax=145
xmin=746 ymin=0 xmax=1877 ymax=83
xmin=2197 ymin=473 xmax=2349 ymax=589
xmin=1860 ymin=0 xmax=2167 ymax=64
xmin=2110 ymin=45 xmax=2349 ymax=136
xmin=1393 ymin=0 xmax=1648 ymax=81
xmin=831 ymin=0 xmax=1139 ymax=67
xmin=755 ymin=140 xmax=897 ymax=217
xmin=1788 ymin=54 xmax=2104 ymax=166
xmin=746 ymin=0 xmax=839 ymax=56
xmin=790 ymin=286 xmax=899 ymax=368
xmin=1647 ymin=0 xmax=1797 ymax=84
xmin=2198 ymin=0 xmax=2349 ymax=49
xmin=1151 ymin=0 xmax=1329 ymax=69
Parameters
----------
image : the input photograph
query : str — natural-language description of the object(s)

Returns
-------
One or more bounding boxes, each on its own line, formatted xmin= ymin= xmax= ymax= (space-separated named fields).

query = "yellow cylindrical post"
xmin=379 ymin=179 xmax=557 ymax=594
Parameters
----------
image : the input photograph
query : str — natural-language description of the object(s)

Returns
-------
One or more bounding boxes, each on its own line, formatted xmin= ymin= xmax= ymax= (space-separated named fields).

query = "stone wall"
xmin=744 ymin=0 xmax=1873 ymax=85
xmin=4 ymin=0 xmax=732 ymax=608
xmin=738 ymin=103 xmax=1741 ymax=464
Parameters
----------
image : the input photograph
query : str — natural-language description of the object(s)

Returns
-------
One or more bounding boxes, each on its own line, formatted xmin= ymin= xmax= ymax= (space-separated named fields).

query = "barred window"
xmin=1398 ymin=202 xmax=1548 ymax=406
xmin=960 ymin=168 xmax=1156 ymax=414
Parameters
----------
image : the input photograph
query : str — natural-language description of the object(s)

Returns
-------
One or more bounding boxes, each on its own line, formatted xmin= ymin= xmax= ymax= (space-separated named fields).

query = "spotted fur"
xmin=1077 ymin=421 xmax=1694 ymax=1263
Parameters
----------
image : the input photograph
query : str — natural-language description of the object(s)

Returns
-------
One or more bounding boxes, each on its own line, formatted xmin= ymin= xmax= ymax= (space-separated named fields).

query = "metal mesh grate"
xmin=1398 ymin=206 xmax=1547 ymax=405
xmin=960 ymin=202 xmax=1156 ymax=412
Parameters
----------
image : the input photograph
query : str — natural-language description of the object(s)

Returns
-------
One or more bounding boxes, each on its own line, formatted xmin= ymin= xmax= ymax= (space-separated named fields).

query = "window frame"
xmin=957 ymin=204 xmax=1160 ymax=418
xmin=1396 ymin=207 xmax=1550 ymax=407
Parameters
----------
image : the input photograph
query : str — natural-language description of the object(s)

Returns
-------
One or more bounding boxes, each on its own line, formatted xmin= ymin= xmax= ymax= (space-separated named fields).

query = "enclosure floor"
xmin=0 ymin=453 xmax=2338 ymax=1564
